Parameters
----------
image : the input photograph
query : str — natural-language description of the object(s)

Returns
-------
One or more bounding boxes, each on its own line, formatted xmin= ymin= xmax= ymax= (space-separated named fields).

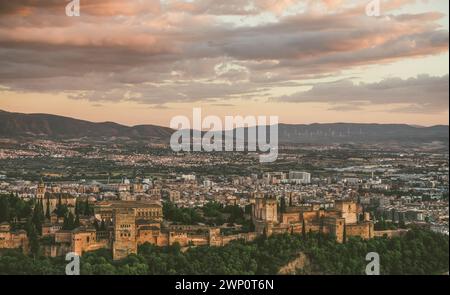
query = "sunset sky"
xmin=0 ymin=0 xmax=448 ymax=127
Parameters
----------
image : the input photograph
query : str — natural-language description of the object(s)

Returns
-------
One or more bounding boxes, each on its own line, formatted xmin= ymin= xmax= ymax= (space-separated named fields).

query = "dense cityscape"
xmin=0 ymin=136 xmax=448 ymax=274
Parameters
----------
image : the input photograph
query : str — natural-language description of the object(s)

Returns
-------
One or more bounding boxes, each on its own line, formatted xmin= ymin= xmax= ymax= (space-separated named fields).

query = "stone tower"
xmin=113 ymin=208 xmax=137 ymax=261
xmin=253 ymin=196 xmax=278 ymax=223
xmin=252 ymin=195 xmax=278 ymax=236
xmin=37 ymin=178 xmax=46 ymax=201
xmin=335 ymin=200 xmax=358 ymax=224
xmin=132 ymin=177 xmax=144 ymax=194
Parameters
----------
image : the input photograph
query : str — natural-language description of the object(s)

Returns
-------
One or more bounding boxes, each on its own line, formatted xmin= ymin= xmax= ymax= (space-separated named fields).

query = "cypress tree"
xmin=343 ymin=224 xmax=347 ymax=244
xmin=302 ymin=218 xmax=306 ymax=238
xmin=399 ymin=214 xmax=406 ymax=229
xmin=28 ymin=225 xmax=40 ymax=258
xmin=381 ymin=216 xmax=387 ymax=230
xmin=25 ymin=217 xmax=33 ymax=236
xmin=39 ymin=200 xmax=45 ymax=221
xmin=75 ymin=200 xmax=79 ymax=216
xmin=84 ymin=199 xmax=90 ymax=215
xmin=319 ymin=216 xmax=324 ymax=233
xmin=62 ymin=211 xmax=76 ymax=230
xmin=0 ymin=196 xmax=10 ymax=223
xmin=45 ymin=196 xmax=51 ymax=220
xmin=55 ymin=194 xmax=63 ymax=218
xmin=100 ymin=219 xmax=106 ymax=231
xmin=31 ymin=200 xmax=44 ymax=235
xmin=280 ymin=197 xmax=286 ymax=214
xmin=74 ymin=214 xmax=80 ymax=228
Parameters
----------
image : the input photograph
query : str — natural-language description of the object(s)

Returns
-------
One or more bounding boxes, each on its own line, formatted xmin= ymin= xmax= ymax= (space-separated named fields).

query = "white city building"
xmin=288 ymin=171 xmax=311 ymax=184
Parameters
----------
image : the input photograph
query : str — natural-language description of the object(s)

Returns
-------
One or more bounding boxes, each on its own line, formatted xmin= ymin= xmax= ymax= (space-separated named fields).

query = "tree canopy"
xmin=0 ymin=228 xmax=447 ymax=275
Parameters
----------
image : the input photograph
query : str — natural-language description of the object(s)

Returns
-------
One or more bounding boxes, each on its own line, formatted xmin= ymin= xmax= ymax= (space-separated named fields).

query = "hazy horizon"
xmin=1 ymin=108 xmax=448 ymax=128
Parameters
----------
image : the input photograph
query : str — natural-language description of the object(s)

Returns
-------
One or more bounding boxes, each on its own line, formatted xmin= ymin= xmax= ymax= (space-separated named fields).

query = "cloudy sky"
xmin=0 ymin=0 xmax=448 ymax=126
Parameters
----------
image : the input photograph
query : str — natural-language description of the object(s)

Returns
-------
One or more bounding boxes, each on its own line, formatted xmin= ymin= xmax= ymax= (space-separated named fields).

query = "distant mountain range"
xmin=0 ymin=110 xmax=448 ymax=145
xmin=274 ymin=123 xmax=449 ymax=144
xmin=0 ymin=110 xmax=173 ymax=140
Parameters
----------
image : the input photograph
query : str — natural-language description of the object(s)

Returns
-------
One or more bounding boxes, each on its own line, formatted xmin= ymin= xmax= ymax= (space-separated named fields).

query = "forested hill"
xmin=0 ymin=229 xmax=448 ymax=275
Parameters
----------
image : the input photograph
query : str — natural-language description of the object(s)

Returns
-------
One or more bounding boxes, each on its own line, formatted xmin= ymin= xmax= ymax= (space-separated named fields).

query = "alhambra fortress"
xmin=1 ymin=181 xmax=380 ymax=261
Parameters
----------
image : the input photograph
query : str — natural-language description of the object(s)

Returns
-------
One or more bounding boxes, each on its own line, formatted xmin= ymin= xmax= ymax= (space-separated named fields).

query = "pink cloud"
xmin=0 ymin=0 xmax=447 ymax=108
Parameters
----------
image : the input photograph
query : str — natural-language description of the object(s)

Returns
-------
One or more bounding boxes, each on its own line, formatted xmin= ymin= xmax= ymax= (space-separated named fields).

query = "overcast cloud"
xmin=0 ymin=0 xmax=448 ymax=113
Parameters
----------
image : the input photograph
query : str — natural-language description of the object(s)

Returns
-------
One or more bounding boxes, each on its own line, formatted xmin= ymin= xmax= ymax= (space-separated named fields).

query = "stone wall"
xmin=0 ymin=229 xmax=28 ymax=253
xmin=373 ymin=229 xmax=409 ymax=238
xmin=346 ymin=222 xmax=374 ymax=240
